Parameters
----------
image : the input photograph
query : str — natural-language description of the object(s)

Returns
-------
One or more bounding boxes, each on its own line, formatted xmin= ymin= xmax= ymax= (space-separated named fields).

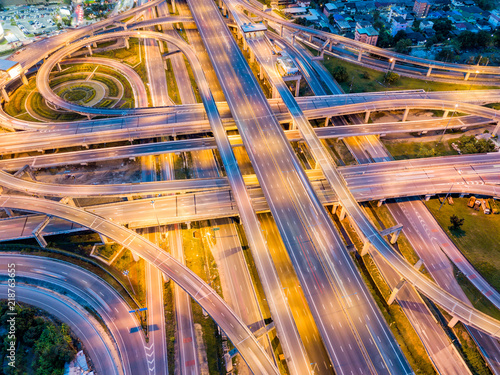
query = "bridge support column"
xmin=426 ymin=66 xmax=432 ymax=77
xmin=364 ymin=111 xmax=371 ymax=123
xmin=259 ymin=64 xmax=264 ymax=80
xmin=360 ymin=241 xmax=370 ymax=256
xmin=3 ymin=208 xmax=14 ymax=217
xmin=387 ymin=278 xmax=406 ymax=305
xmin=425 ymin=194 xmax=432 ymax=201
xmin=158 ymin=41 xmax=164 ymax=53
xmin=380 ymin=224 xmax=403 ymax=244
xmin=377 ymin=199 xmax=385 ymax=207
xmin=1 ymin=88 xmax=9 ymax=102
xmin=124 ymin=37 xmax=130 ymax=50
xmin=294 ymin=76 xmax=301 ymax=97
xmin=92 ymin=42 xmax=97 ymax=48
xmin=443 ymin=110 xmax=449 ymax=118
xmin=32 ymin=215 xmax=52 ymax=249
xmin=357 ymin=50 xmax=363 ymax=61
xmin=271 ymin=85 xmax=279 ymax=99
xmin=56 ymin=62 xmax=62 ymax=72
xmin=492 ymin=121 xmax=500 ymax=137
xmin=171 ymin=0 xmax=176 ymax=13
xmin=87 ymin=45 xmax=93 ymax=56
xmin=324 ymin=116 xmax=331 ymax=127
xmin=98 ymin=233 xmax=111 ymax=244
xmin=390 ymin=58 xmax=396 ymax=70
xmin=132 ymin=252 xmax=141 ymax=262
xmin=464 ymin=72 xmax=471 ymax=80
xmin=338 ymin=205 xmax=347 ymax=221
xmin=307 ymin=34 xmax=312 ymax=42
xmin=279 ymin=24 xmax=283 ymax=37
xmin=448 ymin=316 xmax=459 ymax=328
xmin=289 ymin=121 xmax=297 ymax=130
xmin=402 ymin=107 xmax=410 ymax=122
xmin=21 ymin=73 xmax=28 ymax=86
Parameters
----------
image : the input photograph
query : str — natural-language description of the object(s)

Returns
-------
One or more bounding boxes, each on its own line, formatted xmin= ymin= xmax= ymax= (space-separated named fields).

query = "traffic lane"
xmin=0 ymin=283 xmax=120 ymax=375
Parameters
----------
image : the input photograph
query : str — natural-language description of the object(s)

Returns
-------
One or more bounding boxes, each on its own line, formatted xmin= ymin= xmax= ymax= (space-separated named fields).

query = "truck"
xmin=468 ymin=196 xmax=476 ymax=208
xmin=482 ymin=199 xmax=491 ymax=214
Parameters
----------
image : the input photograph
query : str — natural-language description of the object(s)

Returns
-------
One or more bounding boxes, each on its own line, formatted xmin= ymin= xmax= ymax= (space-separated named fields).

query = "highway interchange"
xmin=1 ymin=0 xmax=500 ymax=374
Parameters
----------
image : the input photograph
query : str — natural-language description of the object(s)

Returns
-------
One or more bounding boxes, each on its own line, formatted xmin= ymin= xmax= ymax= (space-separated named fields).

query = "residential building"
xmin=420 ymin=19 xmax=434 ymax=29
xmin=489 ymin=13 xmax=500 ymax=28
xmin=391 ymin=16 xmax=409 ymax=35
xmin=355 ymin=26 xmax=379 ymax=45
xmin=413 ymin=0 xmax=431 ymax=17
xmin=323 ymin=2 xmax=337 ymax=17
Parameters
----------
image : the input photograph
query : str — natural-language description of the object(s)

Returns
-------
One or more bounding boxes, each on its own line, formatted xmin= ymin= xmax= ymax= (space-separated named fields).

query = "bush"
xmin=383 ymin=71 xmax=400 ymax=85
xmin=332 ymin=65 xmax=349 ymax=82
xmin=457 ymin=134 xmax=496 ymax=154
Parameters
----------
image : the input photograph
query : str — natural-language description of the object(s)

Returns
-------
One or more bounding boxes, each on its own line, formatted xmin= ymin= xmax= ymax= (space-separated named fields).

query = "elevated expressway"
xmin=231 ymin=0 xmax=500 ymax=81
xmin=226 ymin=5 xmax=500 ymax=356
xmin=0 ymin=195 xmax=279 ymax=375
xmin=1 ymin=87 xmax=498 ymax=130
xmin=0 ymin=112 xmax=491 ymax=155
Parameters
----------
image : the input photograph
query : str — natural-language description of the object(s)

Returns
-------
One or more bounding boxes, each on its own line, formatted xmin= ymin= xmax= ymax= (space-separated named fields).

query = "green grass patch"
xmin=164 ymin=281 xmax=176 ymax=375
xmin=425 ymin=197 xmax=500 ymax=294
xmin=4 ymin=77 xmax=37 ymax=118
xmin=382 ymin=138 xmax=459 ymax=160
xmin=92 ymin=74 xmax=120 ymax=97
xmin=165 ymin=53 xmax=181 ymax=105
xmin=112 ymin=249 xmax=146 ymax=305
xmin=322 ymin=138 xmax=357 ymax=166
xmin=94 ymin=242 xmax=122 ymax=260
xmin=485 ymin=103 xmax=500 ymax=110
xmin=320 ymin=55 xmax=500 ymax=94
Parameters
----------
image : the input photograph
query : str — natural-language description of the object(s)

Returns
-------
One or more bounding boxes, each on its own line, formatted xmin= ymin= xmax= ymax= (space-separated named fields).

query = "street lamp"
xmin=439 ymin=103 xmax=458 ymax=143
xmin=150 ymin=200 xmax=162 ymax=237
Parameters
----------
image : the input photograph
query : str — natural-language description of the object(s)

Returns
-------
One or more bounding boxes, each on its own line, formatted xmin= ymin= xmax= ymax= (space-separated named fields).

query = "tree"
xmin=377 ymin=30 xmax=393 ymax=48
xmin=457 ymin=134 xmax=496 ymax=154
xmin=412 ymin=19 xmax=421 ymax=32
xmin=450 ymin=214 xmax=464 ymax=230
xmin=332 ymin=66 xmax=349 ymax=82
xmin=383 ymin=71 xmax=400 ymax=85
xmin=395 ymin=38 xmax=412 ymax=53
xmin=436 ymin=48 xmax=457 ymax=62
xmin=433 ymin=18 xmax=453 ymax=42
xmin=393 ymin=30 xmax=408 ymax=44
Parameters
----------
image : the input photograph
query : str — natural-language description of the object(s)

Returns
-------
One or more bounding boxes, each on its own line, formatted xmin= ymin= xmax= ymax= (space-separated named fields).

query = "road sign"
xmin=138 ymin=307 xmax=148 ymax=312
xmin=212 ymin=227 xmax=220 ymax=231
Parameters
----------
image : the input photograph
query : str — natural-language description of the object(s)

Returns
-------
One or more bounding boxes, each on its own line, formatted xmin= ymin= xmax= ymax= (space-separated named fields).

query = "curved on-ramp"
xmin=0 ymin=283 xmax=121 ymax=375
xmin=36 ymin=21 xmax=194 ymax=116
xmin=0 ymin=195 xmax=279 ymax=375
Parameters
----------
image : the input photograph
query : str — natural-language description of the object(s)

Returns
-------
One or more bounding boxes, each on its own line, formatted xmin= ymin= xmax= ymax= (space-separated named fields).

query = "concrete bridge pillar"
xmin=464 ymin=72 xmax=471 ymax=80
xmin=1 ymin=88 xmax=9 ymax=102
xmin=271 ymin=85 xmax=279 ymax=99
xmin=324 ymin=116 xmax=331 ymax=127
xmin=87 ymin=45 xmax=93 ymax=56
xmin=294 ymin=76 xmax=301 ymax=97
xmin=56 ymin=62 xmax=62 ymax=72
xmin=425 ymin=194 xmax=432 ymax=201
xmin=32 ymin=215 xmax=52 ymax=249
xmin=377 ymin=199 xmax=385 ymax=207
xmin=387 ymin=279 xmax=406 ymax=305
xmin=279 ymin=24 xmax=283 ymax=37
xmin=21 ymin=73 xmax=28 ymax=86
xmin=380 ymin=223 xmax=403 ymax=244
xmin=492 ymin=121 xmax=500 ymax=137
xmin=357 ymin=50 xmax=363 ymax=61
xmin=132 ymin=252 xmax=141 ymax=262
xmin=307 ymin=34 xmax=312 ymax=42
xmin=158 ymin=40 xmax=164 ymax=53
xmin=124 ymin=37 xmax=130 ymax=50
xmin=390 ymin=58 xmax=396 ymax=70
xmin=338 ymin=205 xmax=347 ymax=221
xmin=3 ymin=208 xmax=14 ymax=217
xmin=448 ymin=316 xmax=459 ymax=328
xmin=360 ymin=240 xmax=370 ymax=256
xmin=171 ymin=0 xmax=176 ymax=13
xmin=443 ymin=110 xmax=449 ymax=118
xmin=402 ymin=107 xmax=410 ymax=122
xmin=259 ymin=64 xmax=264 ymax=80
xmin=364 ymin=111 xmax=371 ymax=123
xmin=92 ymin=42 xmax=97 ymax=48
xmin=426 ymin=66 xmax=432 ymax=77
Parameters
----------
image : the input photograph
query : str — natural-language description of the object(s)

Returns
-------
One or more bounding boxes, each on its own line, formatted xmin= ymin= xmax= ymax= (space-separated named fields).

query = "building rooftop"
xmin=357 ymin=26 xmax=379 ymax=36
xmin=0 ymin=59 xmax=19 ymax=72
